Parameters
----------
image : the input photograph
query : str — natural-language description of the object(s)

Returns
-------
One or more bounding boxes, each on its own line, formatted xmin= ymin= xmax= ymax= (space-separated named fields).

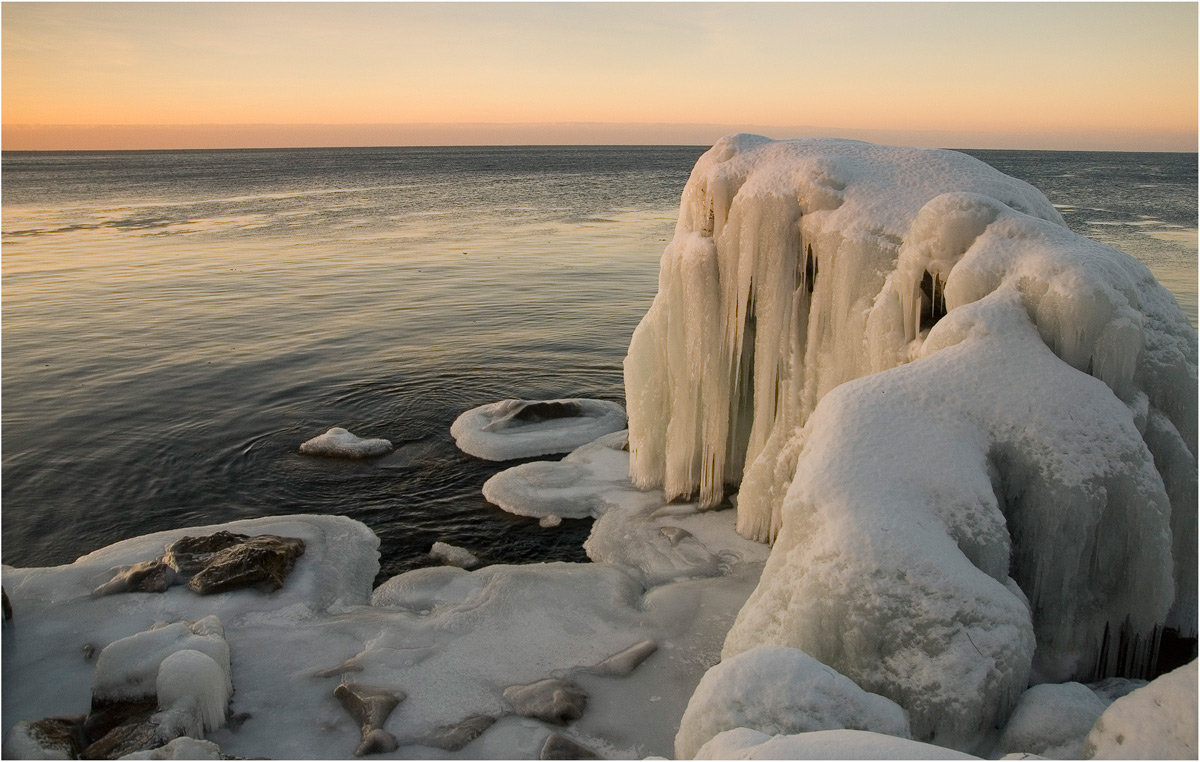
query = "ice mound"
xmin=694 ymin=727 xmax=979 ymax=760
xmin=92 ymin=616 xmax=231 ymax=705
xmin=429 ymin=541 xmax=480 ymax=569
xmin=482 ymin=430 xmax=650 ymax=520
xmin=451 ymin=398 xmax=626 ymax=461
xmin=994 ymin=681 xmax=1108 ymax=758
xmin=675 ymin=645 xmax=910 ymax=758
xmin=624 ymin=135 xmax=1197 ymax=749
xmin=1083 ymin=659 xmax=1197 ymax=759
xmin=299 ymin=427 xmax=393 ymax=458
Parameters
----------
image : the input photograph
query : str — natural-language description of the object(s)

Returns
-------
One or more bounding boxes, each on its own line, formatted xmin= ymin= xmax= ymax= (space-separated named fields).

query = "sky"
xmin=3 ymin=2 xmax=1197 ymax=151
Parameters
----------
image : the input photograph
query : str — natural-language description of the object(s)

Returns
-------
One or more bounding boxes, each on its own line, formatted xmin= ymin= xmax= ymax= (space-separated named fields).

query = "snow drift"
xmin=624 ymin=135 xmax=1197 ymax=749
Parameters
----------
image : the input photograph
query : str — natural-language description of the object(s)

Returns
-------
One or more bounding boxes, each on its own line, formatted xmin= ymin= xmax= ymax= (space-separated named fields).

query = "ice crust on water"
xmin=299 ymin=427 xmax=393 ymax=458
xmin=674 ymin=644 xmax=911 ymax=758
xmin=451 ymin=398 xmax=627 ymax=461
xmin=624 ymin=135 xmax=1197 ymax=748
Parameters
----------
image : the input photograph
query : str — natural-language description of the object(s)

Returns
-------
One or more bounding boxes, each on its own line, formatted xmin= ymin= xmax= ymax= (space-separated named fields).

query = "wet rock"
xmin=584 ymin=639 xmax=658 ymax=677
xmin=83 ymin=643 xmax=98 ymax=661
xmin=419 ymin=714 xmax=496 ymax=751
xmin=334 ymin=683 xmax=405 ymax=756
xmin=540 ymin=732 xmax=599 ymax=760
xmin=163 ymin=532 xmax=250 ymax=576
xmin=187 ymin=535 xmax=305 ymax=595
xmin=503 ymin=679 xmax=587 ymax=725
xmin=507 ymin=400 xmax=585 ymax=425
xmin=2 ymin=586 xmax=12 ymax=620
xmin=84 ymin=699 xmax=158 ymax=744
xmin=81 ymin=716 xmax=160 ymax=760
xmin=92 ymin=559 xmax=175 ymax=597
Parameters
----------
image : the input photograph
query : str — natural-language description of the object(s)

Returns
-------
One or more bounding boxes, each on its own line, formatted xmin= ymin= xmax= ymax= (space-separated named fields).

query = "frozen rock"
xmin=299 ymin=427 xmax=393 ymax=458
xmin=582 ymin=639 xmax=658 ymax=677
xmin=417 ymin=714 xmax=496 ymax=751
xmin=118 ymin=736 xmax=224 ymax=759
xmin=92 ymin=616 xmax=231 ymax=705
xmin=2 ymin=716 xmax=85 ymax=759
xmin=694 ymin=727 xmax=980 ymax=760
xmin=452 ymin=398 xmax=626 ymax=461
xmin=429 ymin=541 xmax=480 ymax=570
xmin=81 ymin=714 xmax=161 ymax=760
xmin=334 ymin=683 xmax=404 ymax=757
xmin=1083 ymin=659 xmax=1197 ymax=759
xmin=540 ymin=732 xmax=599 ymax=759
xmin=92 ymin=559 xmax=175 ymax=597
xmin=162 ymin=531 xmax=251 ymax=575
xmin=675 ymin=645 xmax=911 ymax=759
xmin=503 ymin=679 xmax=587 ymax=725
xmin=186 ymin=534 xmax=305 ymax=594
xmin=154 ymin=649 xmax=231 ymax=737
xmin=995 ymin=682 xmax=1108 ymax=758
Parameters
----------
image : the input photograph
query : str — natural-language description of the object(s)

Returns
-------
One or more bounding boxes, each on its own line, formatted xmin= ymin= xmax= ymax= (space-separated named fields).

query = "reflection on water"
xmin=2 ymin=146 xmax=1196 ymax=581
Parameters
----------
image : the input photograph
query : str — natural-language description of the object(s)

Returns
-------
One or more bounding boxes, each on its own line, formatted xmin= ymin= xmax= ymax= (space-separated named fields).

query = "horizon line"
xmin=5 ymin=121 xmax=1197 ymax=153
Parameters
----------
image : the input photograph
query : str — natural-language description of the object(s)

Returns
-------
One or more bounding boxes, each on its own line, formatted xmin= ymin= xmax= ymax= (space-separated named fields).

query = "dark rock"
xmin=540 ymin=732 xmax=599 ymax=760
xmin=188 ymin=535 xmax=306 ymax=595
xmin=92 ymin=559 xmax=175 ymax=597
xmin=419 ymin=714 xmax=496 ymax=751
xmin=2 ymin=586 xmax=11 ymax=620
xmin=334 ymin=683 xmax=405 ymax=757
xmin=163 ymin=531 xmax=251 ymax=575
xmin=84 ymin=699 xmax=157 ymax=744
xmin=503 ymin=679 xmax=587 ymax=725
xmin=83 ymin=643 xmax=98 ymax=660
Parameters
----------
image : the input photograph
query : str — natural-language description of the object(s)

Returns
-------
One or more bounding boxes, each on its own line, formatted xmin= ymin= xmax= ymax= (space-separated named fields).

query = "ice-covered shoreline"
xmin=5 ymin=136 xmax=1197 ymax=759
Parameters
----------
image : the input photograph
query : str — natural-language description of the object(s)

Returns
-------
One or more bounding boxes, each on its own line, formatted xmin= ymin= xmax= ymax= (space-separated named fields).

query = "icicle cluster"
xmin=624 ymin=135 xmax=1197 ymax=750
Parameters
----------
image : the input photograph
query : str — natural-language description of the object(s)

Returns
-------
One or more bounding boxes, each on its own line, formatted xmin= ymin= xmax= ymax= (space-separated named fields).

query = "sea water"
xmin=3 ymin=146 xmax=1195 ymax=583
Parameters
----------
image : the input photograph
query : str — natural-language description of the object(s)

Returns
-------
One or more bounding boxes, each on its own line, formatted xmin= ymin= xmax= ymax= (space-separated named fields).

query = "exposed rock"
xmin=540 ymin=732 xmax=599 ymax=760
xmin=3 ymin=586 xmax=12 ymax=620
xmin=312 ymin=656 xmax=364 ymax=678
xmin=118 ymin=736 xmax=225 ymax=759
xmin=92 ymin=559 xmax=175 ymax=597
xmin=163 ymin=532 xmax=250 ymax=576
xmin=658 ymin=526 xmax=692 ymax=546
xmin=584 ymin=639 xmax=658 ymax=677
xmin=80 ymin=707 xmax=160 ymax=760
xmin=187 ymin=535 xmax=305 ymax=595
xmin=418 ymin=714 xmax=496 ymax=751
xmin=84 ymin=700 xmax=158 ymax=744
xmin=334 ymin=683 xmax=404 ymax=757
xmin=503 ymin=679 xmax=587 ymax=725
xmin=504 ymin=400 xmax=585 ymax=425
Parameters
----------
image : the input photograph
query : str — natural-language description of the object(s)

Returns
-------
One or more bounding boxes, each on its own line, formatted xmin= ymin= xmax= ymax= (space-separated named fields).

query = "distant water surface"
xmin=3 ymin=146 xmax=1195 ymax=582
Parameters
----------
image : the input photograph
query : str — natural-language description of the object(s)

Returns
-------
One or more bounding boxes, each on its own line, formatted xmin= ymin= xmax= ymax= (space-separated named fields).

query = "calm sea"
xmin=3 ymin=146 xmax=1196 ymax=582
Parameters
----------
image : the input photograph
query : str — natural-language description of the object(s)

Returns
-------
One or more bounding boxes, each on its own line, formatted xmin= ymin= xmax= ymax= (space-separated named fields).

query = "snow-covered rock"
xmin=624 ymin=135 xmax=1196 ymax=749
xmin=676 ymin=645 xmax=910 ymax=758
xmin=299 ymin=427 xmax=393 ymax=458
xmin=1083 ymin=659 xmax=1197 ymax=759
xmin=694 ymin=727 xmax=979 ymax=760
xmin=995 ymin=682 xmax=1108 ymax=758
xmin=452 ymin=398 xmax=626 ymax=461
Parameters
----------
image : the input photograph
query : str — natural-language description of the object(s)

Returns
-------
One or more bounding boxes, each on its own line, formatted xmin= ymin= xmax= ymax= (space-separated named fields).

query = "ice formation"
xmin=993 ymin=681 xmax=1108 ymax=758
xmin=299 ymin=427 xmax=393 ymax=458
xmin=623 ymin=135 xmax=1197 ymax=748
xmin=693 ymin=728 xmax=978 ymax=760
xmin=1083 ymin=659 xmax=1197 ymax=759
xmin=429 ymin=540 xmax=480 ymax=569
xmin=155 ymin=649 xmax=231 ymax=737
xmin=675 ymin=645 xmax=910 ymax=758
xmin=451 ymin=398 xmax=626 ymax=460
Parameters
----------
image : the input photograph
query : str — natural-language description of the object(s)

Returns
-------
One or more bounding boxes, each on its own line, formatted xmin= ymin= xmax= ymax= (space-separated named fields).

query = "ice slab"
xmin=452 ymin=398 xmax=626 ymax=461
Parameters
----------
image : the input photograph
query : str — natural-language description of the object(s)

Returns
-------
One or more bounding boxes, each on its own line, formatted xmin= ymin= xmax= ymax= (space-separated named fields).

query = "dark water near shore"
xmin=3 ymin=146 xmax=1195 ymax=583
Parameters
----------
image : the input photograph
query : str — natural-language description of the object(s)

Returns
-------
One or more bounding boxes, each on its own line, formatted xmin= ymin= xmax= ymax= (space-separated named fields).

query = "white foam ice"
xmin=994 ymin=681 xmax=1108 ymax=759
xmin=451 ymin=398 xmax=626 ymax=461
xmin=1083 ymin=659 xmax=1197 ymax=759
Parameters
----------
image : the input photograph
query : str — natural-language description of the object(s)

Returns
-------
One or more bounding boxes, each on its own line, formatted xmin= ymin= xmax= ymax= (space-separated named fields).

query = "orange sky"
xmin=3 ymin=2 xmax=1197 ymax=151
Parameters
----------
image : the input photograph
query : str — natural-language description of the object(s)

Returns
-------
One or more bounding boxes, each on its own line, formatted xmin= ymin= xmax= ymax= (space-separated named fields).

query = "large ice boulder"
xmin=675 ymin=645 xmax=910 ymax=758
xmin=694 ymin=727 xmax=978 ymax=760
xmin=452 ymin=398 xmax=626 ymax=460
xmin=624 ymin=136 xmax=1197 ymax=750
xmin=1083 ymin=659 xmax=1197 ymax=759
xmin=994 ymin=681 xmax=1109 ymax=758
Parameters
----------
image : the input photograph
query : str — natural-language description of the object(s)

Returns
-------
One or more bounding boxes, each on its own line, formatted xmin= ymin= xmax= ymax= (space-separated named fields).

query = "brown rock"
xmin=334 ymin=683 xmax=405 ymax=756
xmin=187 ymin=535 xmax=306 ymax=595
xmin=540 ymin=732 xmax=599 ymax=760
xmin=503 ymin=679 xmax=587 ymax=725
xmin=92 ymin=559 xmax=175 ymax=597
xmin=163 ymin=531 xmax=251 ymax=575
xmin=419 ymin=714 xmax=496 ymax=751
